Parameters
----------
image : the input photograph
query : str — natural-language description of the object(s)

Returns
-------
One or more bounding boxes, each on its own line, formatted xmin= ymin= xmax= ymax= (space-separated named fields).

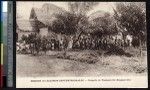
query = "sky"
xmin=17 ymin=1 xmax=116 ymax=20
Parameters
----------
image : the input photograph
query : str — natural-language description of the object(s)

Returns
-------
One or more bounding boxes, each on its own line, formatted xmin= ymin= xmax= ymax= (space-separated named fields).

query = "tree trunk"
xmin=62 ymin=35 xmax=70 ymax=58
xmin=73 ymin=31 xmax=83 ymax=45
xmin=122 ymin=33 xmax=126 ymax=50
xmin=123 ymin=37 xmax=126 ymax=50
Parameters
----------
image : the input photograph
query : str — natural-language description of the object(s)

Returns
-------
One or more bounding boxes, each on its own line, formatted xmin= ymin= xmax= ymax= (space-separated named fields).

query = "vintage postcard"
xmin=16 ymin=1 xmax=148 ymax=88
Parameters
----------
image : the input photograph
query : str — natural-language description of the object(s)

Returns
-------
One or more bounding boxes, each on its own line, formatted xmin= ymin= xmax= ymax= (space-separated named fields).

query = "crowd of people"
xmin=16 ymin=32 xmax=138 ymax=55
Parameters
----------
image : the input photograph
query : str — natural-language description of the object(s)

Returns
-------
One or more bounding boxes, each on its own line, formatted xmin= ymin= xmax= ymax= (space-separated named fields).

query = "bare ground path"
xmin=16 ymin=51 xmax=147 ymax=77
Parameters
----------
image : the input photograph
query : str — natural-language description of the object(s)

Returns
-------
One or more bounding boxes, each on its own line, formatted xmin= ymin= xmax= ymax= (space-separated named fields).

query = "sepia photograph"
xmin=16 ymin=1 xmax=147 ymax=88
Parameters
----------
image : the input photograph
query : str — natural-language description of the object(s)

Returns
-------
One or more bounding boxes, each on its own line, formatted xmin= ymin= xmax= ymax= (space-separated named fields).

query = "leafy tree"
xmin=114 ymin=2 xmax=146 ymax=56
xmin=88 ymin=13 xmax=118 ymax=38
xmin=47 ymin=2 xmax=100 ymax=58
xmin=50 ymin=2 xmax=99 ymax=50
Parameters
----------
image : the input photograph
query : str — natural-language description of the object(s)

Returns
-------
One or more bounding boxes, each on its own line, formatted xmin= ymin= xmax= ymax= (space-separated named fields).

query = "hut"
xmin=17 ymin=3 xmax=67 ymax=41
xmin=16 ymin=19 xmax=34 ymax=41
xmin=29 ymin=3 xmax=67 ymax=37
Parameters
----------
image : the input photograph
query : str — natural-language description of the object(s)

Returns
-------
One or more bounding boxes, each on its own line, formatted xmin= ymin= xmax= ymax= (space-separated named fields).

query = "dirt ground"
xmin=16 ymin=48 xmax=147 ymax=77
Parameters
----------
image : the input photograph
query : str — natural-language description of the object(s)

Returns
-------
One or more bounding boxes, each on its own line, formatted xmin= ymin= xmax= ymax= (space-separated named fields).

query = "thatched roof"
xmin=30 ymin=3 xmax=67 ymax=26
xmin=17 ymin=19 xmax=33 ymax=31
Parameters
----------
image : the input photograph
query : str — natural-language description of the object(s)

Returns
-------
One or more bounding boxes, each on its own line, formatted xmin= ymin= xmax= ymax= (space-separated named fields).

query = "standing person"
xmin=47 ymin=39 xmax=51 ymax=51
xmin=80 ymin=35 xmax=83 ymax=50
xmin=59 ymin=38 xmax=63 ymax=50
xmin=51 ymin=39 xmax=55 ymax=50
xmin=67 ymin=36 xmax=73 ymax=50
xmin=92 ymin=39 xmax=95 ymax=50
